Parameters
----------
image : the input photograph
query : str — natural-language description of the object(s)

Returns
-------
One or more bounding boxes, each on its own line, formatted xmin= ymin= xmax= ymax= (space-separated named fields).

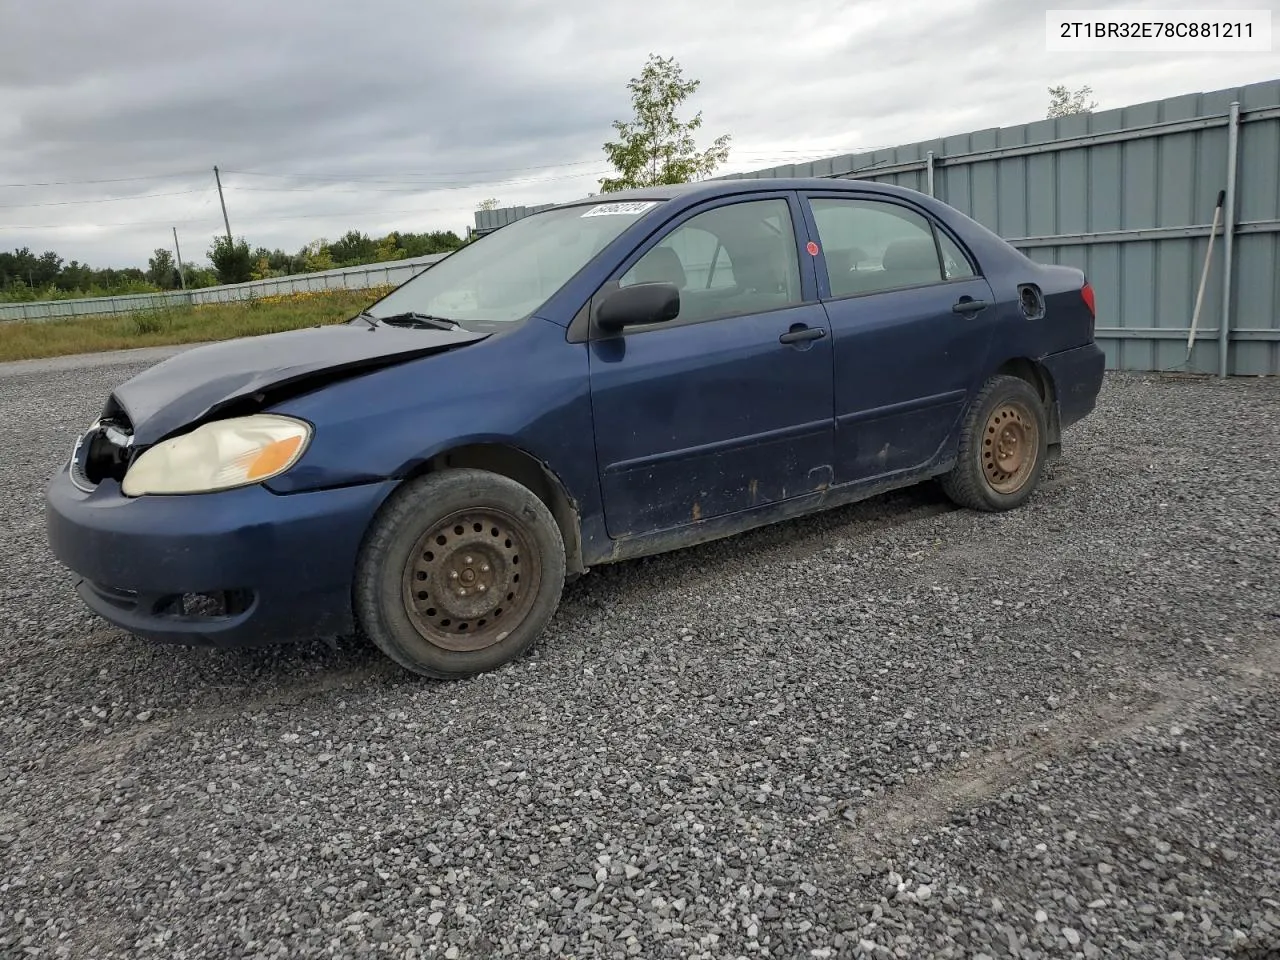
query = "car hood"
xmin=110 ymin=322 xmax=488 ymax=445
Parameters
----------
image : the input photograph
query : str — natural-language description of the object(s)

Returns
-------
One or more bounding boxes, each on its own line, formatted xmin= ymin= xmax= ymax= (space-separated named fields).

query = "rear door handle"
xmin=779 ymin=326 xmax=827 ymax=344
xmin=952 ymin=298 xmax=988 ymax=314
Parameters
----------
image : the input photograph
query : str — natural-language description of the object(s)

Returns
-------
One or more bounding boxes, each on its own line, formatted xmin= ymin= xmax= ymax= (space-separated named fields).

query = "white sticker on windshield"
xmin=581 ymin=201 xmax=657 ymax=217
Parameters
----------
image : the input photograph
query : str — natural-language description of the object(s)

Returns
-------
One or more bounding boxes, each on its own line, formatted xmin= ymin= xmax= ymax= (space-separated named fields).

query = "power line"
xmin=0 ymin=151 xmax=849 ymax=209
xmin=0 ymin=144 xmax=873 ymax=192
xmin=221 ymin=168 xmax=614 ymax=189
xmin=240 ymin=206 xmax=465 ymax=223
xmin=0 ymin=189 xmax=206 ymax=210
xmin=217 ymin=148 xmax=874 ymax=185
xmin=225 ymin=171 xmax=615 ymax=194
xmin=220 ymin=160 xmax=606 ymax=181
xmin=0 ymin=184 xmax=217 ymax=228
xmin=0 ymin=171 xmax=205 ymax=189
xmin=0 ymin=201 xmax=470 ymax=231
xmin=0 ymin=214 xmax=224 ymax=230
xmin=0 ymin=142 xmax=886 ymax=232
xmin=0 ymin=169 xmax=611 ymax=213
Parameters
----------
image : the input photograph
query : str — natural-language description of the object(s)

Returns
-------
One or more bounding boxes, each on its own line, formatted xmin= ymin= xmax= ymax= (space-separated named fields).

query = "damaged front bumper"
xmin=44 ymin=465 xmax=398 ymax=648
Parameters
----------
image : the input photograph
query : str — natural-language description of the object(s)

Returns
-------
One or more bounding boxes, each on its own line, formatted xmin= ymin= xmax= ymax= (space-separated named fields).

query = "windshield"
xmin=364 ymin=200 xmax=665 ymax=326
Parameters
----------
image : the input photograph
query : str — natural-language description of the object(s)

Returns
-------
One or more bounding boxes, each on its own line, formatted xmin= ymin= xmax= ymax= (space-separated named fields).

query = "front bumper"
xmin=44 ymin=467 xmax=398 ymax=648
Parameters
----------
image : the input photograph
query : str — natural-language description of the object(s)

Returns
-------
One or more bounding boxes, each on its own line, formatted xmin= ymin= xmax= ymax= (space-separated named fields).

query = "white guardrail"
xmin=0 ymin=252 xmax=450 ymax=324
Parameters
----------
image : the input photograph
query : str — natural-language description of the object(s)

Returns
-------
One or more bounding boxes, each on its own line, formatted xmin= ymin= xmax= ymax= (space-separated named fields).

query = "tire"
xmin=353 ymin=468 xmax=566 ymax=679
xmin=940 ymin=374 xmax=1048 ymax=512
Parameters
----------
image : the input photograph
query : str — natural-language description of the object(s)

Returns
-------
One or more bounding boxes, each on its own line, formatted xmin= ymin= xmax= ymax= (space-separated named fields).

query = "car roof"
xmin=550 ymin=177 xmax=921 ymax=209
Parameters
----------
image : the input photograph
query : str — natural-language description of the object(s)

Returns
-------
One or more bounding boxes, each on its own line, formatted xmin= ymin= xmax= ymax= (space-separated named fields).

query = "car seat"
xmin=880 ymin=237 xmax=942 ymax=288
xmin=631 ymin=246 xmax=687 ymax=289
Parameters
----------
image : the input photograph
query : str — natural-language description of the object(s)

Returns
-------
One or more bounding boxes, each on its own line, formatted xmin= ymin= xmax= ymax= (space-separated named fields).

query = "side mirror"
xmin=596 ymin=282 xmax=680 ymax=331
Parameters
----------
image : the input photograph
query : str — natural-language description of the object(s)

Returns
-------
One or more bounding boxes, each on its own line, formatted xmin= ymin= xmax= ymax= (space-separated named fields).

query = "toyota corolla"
xmin=45 ymin=178 xmax=1105 ymax=679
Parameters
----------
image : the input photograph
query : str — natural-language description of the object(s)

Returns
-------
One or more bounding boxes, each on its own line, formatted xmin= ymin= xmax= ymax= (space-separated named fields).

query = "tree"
xmin=147 ymin=248 xmax=178 ymax=289
xmin=0 ymin=248 xmax=37 ymax=289
xmin=299 ymin=239 xmax=336 ymax=272
xmin=33 ymin=251 xmax=63 ymax=288
xmin=477 ymin=198 xmax=500 ymax=211
xmin=599 ymin=54 xmax=731 ymax=193
xmin=181 ymin=265 xmax=219 ymax=289
xmin=1 ymin=219 xmax=471 ymax=303
xmin=208 ymin=235 xmax=254 ymax=284
xmin=328 ymin=230 xmax=377 ymax=266
xmin=58 ymin=260 xmax=94 ymax=292
xmin=1047 ymin=84 xmax=1098 ymax=118
xmin=374 ymin=235 xmax=406 ymax=262
xmin=398 ymin=230 xmax=465 ymax=257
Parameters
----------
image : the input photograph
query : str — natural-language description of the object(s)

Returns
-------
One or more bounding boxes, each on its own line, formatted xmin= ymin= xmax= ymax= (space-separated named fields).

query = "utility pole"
xmin=213 ymin=165 xmax=232 ymax=244
xmin=172 ymin=226 xmax=186 ymax=290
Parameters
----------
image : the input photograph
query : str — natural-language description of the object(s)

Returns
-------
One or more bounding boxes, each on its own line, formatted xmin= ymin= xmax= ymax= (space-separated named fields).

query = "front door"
xmin=587 ymin=193 xmax=836 ymax=540
xmin=802 ymin=192 xmax=998 ymax=484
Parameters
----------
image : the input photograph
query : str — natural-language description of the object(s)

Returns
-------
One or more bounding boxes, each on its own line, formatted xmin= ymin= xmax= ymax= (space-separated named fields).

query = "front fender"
xmin=260 ymin=320 xmax=602 ymax=521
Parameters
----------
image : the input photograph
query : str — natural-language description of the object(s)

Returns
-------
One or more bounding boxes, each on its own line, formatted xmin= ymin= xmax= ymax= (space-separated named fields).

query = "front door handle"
xmin=779 ymin=326 xmax=827 ymax=344
xmin=952 ymin=297 xmax=988 ymax=314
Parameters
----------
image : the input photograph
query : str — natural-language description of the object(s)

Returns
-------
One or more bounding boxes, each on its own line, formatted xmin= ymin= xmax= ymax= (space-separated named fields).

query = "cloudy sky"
xmin=1 ymin=0 xmax=1277 ymax=269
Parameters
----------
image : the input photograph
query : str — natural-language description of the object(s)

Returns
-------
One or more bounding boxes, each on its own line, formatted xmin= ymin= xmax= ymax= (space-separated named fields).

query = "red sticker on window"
xmin=805 ymin=241 xmax=819 ymax=256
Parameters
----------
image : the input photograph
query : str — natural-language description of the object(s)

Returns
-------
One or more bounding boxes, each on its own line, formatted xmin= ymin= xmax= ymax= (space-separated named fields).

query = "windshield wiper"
xmin=360 ymin=310 xmax=462 ymax=331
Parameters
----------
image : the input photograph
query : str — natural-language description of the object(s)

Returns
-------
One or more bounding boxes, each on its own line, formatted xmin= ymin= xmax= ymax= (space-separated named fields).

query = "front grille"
xmin=153 ymin=590 xmax=254 ymax=620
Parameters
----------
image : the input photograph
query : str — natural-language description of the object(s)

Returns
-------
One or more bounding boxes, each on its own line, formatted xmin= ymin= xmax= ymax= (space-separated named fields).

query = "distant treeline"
xmin=0 ymin=228 xmax=466 ymax=303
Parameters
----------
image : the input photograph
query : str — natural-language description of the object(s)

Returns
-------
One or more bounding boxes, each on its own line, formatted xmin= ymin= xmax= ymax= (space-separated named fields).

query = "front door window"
xmin=617 ymin=198 xmax=803 ymax=327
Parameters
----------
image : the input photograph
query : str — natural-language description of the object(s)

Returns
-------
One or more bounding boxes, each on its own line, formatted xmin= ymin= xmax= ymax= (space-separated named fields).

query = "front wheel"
xmin=353 ymin=468 xmax=566 ymax=679
xmin=940 ymin=374 xmax=1048 ymax=512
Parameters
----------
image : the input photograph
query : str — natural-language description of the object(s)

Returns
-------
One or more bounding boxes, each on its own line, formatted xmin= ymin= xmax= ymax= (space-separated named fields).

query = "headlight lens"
xmin=121 ymin=414 xmax=312 ymax=496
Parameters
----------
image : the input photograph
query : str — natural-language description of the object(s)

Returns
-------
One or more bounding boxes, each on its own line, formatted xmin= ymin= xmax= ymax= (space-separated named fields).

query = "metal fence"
xmin=0 ymin=252 xmax=449 ymax=323
xmin=474 ymin=78 xmax=1280 ymax=377
xmin=472 ymin=203 xmax=556 ymax=237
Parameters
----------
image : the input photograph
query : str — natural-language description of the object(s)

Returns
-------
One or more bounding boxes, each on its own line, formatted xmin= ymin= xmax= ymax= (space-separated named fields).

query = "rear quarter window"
xmin=937 ymin=230 xmax=977 ymax=280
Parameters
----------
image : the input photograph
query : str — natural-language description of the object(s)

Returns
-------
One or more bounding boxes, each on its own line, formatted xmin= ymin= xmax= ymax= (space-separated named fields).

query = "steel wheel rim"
xmin=982 ymin=401 xmax=1038 ymax=495
xmin=401 ymin=507 xmax=541 ymax=652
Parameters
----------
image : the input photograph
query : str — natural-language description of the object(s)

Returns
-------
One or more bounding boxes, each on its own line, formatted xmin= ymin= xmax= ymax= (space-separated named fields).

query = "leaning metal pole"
xmin=1218 ymin=101 xmax=1240 ymax=378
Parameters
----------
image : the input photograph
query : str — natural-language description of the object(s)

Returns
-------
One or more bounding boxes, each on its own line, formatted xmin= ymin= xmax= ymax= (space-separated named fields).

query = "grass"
xmin=0 ymin=287 xmax=393 ymax=363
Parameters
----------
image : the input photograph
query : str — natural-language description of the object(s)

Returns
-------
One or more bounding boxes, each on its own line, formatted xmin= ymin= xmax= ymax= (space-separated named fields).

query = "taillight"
xmin=1080 ymin=281 xmax=1096 ymax=318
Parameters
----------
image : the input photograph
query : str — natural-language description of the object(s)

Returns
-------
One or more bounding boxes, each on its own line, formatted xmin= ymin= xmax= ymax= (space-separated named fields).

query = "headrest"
xmin=731 ymin=244 xmax=786 ymax=292
xmin=825 ymin=247 xmax=868 ymax=275
xmin=633 ymin=246 xmax=686 ymax=288
xmin=881 ymin=238 xmax=940 ymax=272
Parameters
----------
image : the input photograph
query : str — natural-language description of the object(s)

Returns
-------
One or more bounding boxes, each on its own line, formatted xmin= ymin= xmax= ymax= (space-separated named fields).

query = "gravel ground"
xmin=1 ymin=353 xmax=1277 ymax=960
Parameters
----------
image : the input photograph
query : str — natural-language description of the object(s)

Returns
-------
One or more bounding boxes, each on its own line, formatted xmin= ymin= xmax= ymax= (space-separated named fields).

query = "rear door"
xmin=586 ymin=192 xmax=836 ymax=539
xmin=800 ymin=191 xmax=998 ymax=484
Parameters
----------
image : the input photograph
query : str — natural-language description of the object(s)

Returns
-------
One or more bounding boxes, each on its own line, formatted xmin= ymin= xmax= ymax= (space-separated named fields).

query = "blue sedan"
xmin=45 ymin=178 xmax=1105 ymax=679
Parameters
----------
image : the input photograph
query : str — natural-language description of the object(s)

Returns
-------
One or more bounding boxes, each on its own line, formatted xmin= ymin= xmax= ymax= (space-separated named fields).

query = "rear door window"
xmin=809 ymin=198 xmax=948 ymax=297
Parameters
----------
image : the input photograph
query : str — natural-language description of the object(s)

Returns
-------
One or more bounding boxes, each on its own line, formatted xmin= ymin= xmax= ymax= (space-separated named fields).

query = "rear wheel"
xmin=940 ymin=374 xmax=1048 ymax=512
xmin=354 ymin=468 xmax=566 ymax=678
